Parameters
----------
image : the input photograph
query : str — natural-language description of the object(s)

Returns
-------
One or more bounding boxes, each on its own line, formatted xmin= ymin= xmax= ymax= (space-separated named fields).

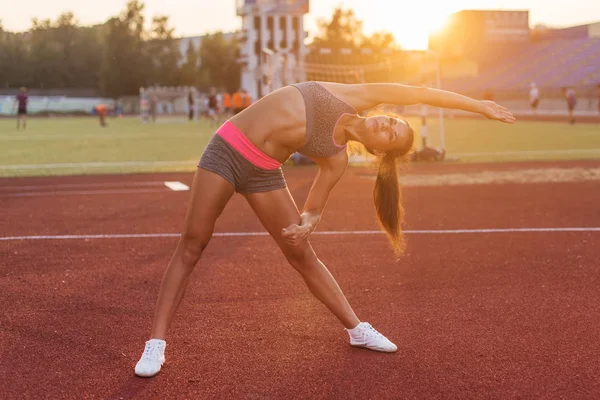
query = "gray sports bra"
xmin=292 ymin=82 xmax=357 ymax=158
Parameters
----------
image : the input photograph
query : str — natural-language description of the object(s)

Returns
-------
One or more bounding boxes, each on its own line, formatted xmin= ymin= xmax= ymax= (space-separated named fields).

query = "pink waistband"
xmin=216 ymin=121 xmax=282 ymax=170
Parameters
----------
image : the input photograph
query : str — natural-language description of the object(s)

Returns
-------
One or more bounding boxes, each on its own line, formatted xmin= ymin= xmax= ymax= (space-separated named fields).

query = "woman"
xmin=135 ymin=82 xmax=515 ymax=377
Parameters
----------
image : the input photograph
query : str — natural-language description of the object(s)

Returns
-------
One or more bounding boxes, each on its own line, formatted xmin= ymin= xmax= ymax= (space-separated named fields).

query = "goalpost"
xmin=139 ymin=86 xmax=199 ymax=122
xmin=261 ymin=47 xmax=446 ymax=163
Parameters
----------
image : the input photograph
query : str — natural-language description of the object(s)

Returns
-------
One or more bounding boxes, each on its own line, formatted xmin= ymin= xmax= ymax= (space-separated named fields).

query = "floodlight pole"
xmin=261 ymin=47 xmax=275 ymax=94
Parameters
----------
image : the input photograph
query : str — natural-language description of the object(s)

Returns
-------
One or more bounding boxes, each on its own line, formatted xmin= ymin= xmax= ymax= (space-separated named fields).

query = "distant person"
xmin=207 ymin=88 xmax=219 ymax=127
xmin=562 ymin=87 xmax=577 ymax=124
xmin=529 ymin=83 xmax=540 ymax=115
xmin=232 ymin=88 xmax=244 ymax=115
xmin=187 ymin=90 xmax=195 ymax=121
xmin=14 ymin=87 xmax=28 ymax=130
xmin=115 ymin=100 xmax=123 ymax=118
xmin=221 ymin=90 xmax=232 ymax=121
xmin=242 ymin=89 xmax=252 ymax=111
xmin=94 ymin=104 xmax=114 ymax=127
xmin=148 ymin=96 xmax=158 ymax=123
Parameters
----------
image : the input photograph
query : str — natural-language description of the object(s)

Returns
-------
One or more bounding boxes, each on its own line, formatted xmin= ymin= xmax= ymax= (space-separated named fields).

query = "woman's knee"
xmin=281 ymin=242 xmax=317 ymax=271
xmin=179 ymin=231 xmax=211 ymax=266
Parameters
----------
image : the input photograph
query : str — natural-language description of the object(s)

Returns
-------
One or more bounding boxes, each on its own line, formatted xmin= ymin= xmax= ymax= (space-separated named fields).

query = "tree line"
xmin=0 ymin=3 xmax=399 ymax=98
xmin=0 ymin=1 xmax=241 ymax=98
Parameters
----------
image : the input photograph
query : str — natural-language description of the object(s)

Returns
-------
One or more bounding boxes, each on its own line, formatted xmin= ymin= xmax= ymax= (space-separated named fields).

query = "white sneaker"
xmin=346 ymin=322 xmax=397 ymax=353
xmin=135 ymin=339 xmax=166 ymax=377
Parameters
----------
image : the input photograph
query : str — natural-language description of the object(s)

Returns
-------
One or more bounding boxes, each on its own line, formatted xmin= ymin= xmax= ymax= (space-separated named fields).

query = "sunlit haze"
xmin=3 ymin=0 xmax=600 ymax=49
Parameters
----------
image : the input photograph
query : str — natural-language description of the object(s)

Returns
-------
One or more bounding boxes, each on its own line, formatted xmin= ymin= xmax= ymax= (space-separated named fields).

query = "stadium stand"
xmin=445 ymin=38 xmax=600 ymax=94
xmin=424 ymin=12 xmax=600 ymax=116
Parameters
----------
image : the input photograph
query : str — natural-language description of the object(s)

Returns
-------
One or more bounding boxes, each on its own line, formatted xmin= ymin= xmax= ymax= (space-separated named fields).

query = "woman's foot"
xmin=134 ymin=339 xmax=166 ymax=377
xmin=346 ymin=322 xmax=397 ymax=353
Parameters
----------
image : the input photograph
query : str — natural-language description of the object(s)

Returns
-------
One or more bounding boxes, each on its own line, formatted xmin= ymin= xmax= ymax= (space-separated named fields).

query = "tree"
xmin=0 ymin=21 xmax=8 ymax=86
xmin=180 ymin=40 xmax=199 ymax=86
xmin=0 ymin=1 xmax=244 ymax=94
xmin=147 ymin=15 xmax=180 ymax=86
xmin=100 ymin=1 xmax=149 ymax=98
xmin=29 ymin=17 xmax=62 ymax=88
xmin=306 ymin=7 xmax=404 ymax=83
xmin=0 ymin=30 xmax=30 ymax=88
xmin=70 ymin=25 xmax=103 ymax=89
xmin=0 ymin=12 xmax=103 ymax=90
xmin=312 ymin=8 xmax=365 ymax=50
xmin=311 ymin=6 xmax=398 ymax=51
xmin=198 ymin=32 xmax=240 ymax=92
xmin=363 ymin=32 xmax=396 ymax=51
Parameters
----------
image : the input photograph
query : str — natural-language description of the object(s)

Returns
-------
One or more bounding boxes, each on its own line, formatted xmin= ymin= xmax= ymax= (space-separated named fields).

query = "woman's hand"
xmin=281 ymin=212 xmax=321 ymax=246
xmin=479 ymin=100 xmax=516 ymax=124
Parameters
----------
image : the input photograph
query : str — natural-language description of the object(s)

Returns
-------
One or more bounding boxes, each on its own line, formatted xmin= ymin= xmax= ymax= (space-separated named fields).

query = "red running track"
xmin=1 ymin=160 xmax=600 ymax=399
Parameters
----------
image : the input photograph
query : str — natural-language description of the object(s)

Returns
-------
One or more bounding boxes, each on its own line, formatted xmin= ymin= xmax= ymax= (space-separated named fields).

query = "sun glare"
xmin=361 ymin=3 xmax=455 ymax=50
xmin=392 ymin=11 xmax=451 ymax=50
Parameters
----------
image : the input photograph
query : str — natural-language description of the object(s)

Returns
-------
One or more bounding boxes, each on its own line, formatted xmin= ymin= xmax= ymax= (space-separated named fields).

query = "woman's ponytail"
xmin=373 ymin=153 xmax=405 ymax=255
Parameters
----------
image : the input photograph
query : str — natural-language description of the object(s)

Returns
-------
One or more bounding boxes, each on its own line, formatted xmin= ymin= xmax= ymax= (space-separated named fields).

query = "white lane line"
xmin=164 ymin=181 xmax=190 ymax=191
xmin=0 ymin=188 xmax=171 ymax=198
xmin=0 ymin=181 xmax=169 ymax=191
xmin=1 ymin=227 xmax=599 ymax=241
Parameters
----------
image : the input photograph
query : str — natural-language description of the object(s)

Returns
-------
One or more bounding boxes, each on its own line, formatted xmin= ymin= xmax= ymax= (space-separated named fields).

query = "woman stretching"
xmin=135 ymin=82 xmax=515 ymax=377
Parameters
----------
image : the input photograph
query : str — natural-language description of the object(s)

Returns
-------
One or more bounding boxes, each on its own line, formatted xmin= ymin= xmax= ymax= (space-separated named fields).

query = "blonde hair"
xmin=365 ymin=112 xmax=414 ymax=255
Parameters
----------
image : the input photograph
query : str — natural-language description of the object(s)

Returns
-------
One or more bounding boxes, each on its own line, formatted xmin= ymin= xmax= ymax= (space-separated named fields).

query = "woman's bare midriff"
xmin=229 ymin=86 xmax=309 ymax=163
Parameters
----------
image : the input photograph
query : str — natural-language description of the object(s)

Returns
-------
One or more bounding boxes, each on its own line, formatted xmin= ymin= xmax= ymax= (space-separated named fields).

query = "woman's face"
xmin=362 ymin=115 xmax=414 ymax=153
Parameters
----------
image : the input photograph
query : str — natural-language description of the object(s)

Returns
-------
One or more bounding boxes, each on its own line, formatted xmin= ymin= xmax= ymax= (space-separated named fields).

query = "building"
xmin=532 ymin=21 xmax=600 ymax=41
xmin=429 ymin=10 xmax=530 ymax=62
xmin=429 ymin=10 xmax=600 ymax=96
xmin=236 ymin=0 xmax=309 ymax=99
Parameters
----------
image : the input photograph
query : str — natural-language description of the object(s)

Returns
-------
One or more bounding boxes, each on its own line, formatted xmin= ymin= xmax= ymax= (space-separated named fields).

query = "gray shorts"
xmin=198 ymin=134 xmax=287 ymax=194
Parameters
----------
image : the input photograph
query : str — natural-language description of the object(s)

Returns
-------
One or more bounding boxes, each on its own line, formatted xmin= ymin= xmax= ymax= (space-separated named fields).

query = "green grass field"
xmin=1 ymin=116 xmax=599 ymax=177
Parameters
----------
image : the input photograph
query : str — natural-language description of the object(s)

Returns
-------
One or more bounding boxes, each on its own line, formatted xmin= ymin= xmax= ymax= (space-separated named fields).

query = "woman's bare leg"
xmin=244 ymin=188 xmax=360 ymax=329
xmin=149 ymin=168 xmax=234 ymax=339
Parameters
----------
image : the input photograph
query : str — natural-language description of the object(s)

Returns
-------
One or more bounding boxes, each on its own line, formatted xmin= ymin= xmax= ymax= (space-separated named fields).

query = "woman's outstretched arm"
xmin=323 ymin=82 xmax=516 ymax=124
xmin=364 ymin=84 xmax=515 ymax=123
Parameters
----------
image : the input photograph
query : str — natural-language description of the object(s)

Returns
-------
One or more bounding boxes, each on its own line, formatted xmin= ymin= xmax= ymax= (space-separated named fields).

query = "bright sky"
xmin=2 ymin=0 xmax=600 ymax=50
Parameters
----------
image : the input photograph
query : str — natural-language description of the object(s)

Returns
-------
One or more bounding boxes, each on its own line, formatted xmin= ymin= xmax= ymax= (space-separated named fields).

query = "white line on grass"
xmin=452 ymin=149 xmax=600 ymax=157
xmin=0 ymin=134 xmax=197 ymax=141
xmin=2 ymin=148 xmax=600 ymax=170
xmin=0 ymin=160 xmax=195 ymax=170
xmin=2 ymin=227 xmax=599 ymax=241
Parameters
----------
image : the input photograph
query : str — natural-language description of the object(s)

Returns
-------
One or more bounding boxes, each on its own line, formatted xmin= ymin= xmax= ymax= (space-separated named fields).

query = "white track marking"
xmin=0 ymin=188 xmax=171 ymax=198
xmin=0 ymin=181 xmax=170 ymax=191
xmin=164 ymin=181 xmax=190 ymax=191
xmin=1 ymin=227 xmax=599 ymax=241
